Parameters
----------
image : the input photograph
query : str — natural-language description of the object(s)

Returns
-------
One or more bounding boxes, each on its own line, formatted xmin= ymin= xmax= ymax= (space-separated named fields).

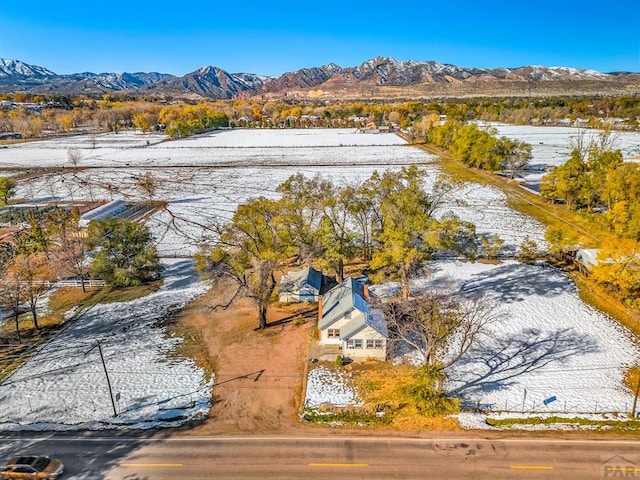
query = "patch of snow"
xmin=485 ymin=123 xmax=640 ymax=187
xmin=433 ymin=260 xmax=640 ymax=415
xmin=304 ymin=366 xmax=361 ymax=408
xmin=0 ymin=258 xmax=213 ymax=431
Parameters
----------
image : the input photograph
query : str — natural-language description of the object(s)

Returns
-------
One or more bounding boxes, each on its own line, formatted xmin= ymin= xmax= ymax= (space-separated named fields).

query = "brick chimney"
xmin=363 ymin=284 xmax=369 ymax=298
xmin=318 ymin=295 xmax=323 ymax=321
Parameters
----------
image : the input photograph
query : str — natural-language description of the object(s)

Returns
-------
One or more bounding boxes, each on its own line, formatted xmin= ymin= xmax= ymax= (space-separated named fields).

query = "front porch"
xmin=308 ymin=339 xmax=342 ymax=362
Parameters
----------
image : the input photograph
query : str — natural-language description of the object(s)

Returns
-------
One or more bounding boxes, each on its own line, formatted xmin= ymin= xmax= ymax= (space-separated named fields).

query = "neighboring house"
xmin=574 ymin=248 xmax=599 ymax=274
xmin=278 ymin=266 xmax=323 ymax=303
xmin=318 ymin=277 xmax=388 ymax=361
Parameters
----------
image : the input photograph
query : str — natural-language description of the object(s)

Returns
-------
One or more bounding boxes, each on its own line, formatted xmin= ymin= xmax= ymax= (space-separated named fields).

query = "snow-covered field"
xmin=0 ymin=259 xmax=213 ymax=431
xmin=487 ymin=124 xmax=640 ymax=186
xmin=305 ymin=366 xmax=361 ymax=408
xmin=437 ymin=260 xmax=639 ymax=416
xmin=0 ymin=129 xmax=411 ymax=168
xmin=3 ymin=126 xmax=638 ymax=431
xmin=10 ymin=129 xmax=545 ymax=256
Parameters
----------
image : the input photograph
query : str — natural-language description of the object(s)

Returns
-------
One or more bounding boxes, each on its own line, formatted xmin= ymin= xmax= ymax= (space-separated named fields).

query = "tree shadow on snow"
xmin=460 ymin=263 xmax=571 ymax=303
xmin=447 ymin=327 xmax=599 ymax=399
xmin=160 ymin=259 xmax=200 ymax=290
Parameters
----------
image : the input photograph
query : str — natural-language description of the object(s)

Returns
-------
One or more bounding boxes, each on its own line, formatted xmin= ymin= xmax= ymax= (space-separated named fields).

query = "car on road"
xmin=0 ymin=456 xmax=64 ymax=479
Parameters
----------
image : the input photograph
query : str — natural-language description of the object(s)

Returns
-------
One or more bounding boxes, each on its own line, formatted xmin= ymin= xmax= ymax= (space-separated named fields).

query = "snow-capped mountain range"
xmin=0 ymin=57 xmax=637 ymax=100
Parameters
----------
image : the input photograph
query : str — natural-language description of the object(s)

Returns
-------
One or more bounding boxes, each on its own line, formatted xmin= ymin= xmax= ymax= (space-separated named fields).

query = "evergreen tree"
xmin=87 ymin=218 xmax=162 ymax=287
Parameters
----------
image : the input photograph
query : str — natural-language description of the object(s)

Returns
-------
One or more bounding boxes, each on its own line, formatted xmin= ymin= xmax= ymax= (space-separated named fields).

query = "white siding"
xmin=342 ymin=326 xmax=387 ymax=360
xmin=319 ymin=310 xmax=364 ymax=345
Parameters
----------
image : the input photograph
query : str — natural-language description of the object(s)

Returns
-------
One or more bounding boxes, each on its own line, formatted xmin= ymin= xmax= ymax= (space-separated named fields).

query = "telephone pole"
xmin=632 ymin=373 xmax=640 ymax=419
xmin=86 ymin=340 xmax=118 ymax=417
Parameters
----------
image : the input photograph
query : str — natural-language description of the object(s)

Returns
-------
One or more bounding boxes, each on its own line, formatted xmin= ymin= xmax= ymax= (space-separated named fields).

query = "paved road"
xmin=2 ymin=433 xmax=640 ymax=479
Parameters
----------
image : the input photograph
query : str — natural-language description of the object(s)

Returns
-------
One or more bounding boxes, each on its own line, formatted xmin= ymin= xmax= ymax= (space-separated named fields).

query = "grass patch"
xmin=87 ymin=281 xmax=161 ymax=305
xmin=437 ymin=157 xmax=497 ymax=187
xmin=486 ymin=416 xmax=640 ymax=431
xmin=165 ymin=321 xmax=216 ymax=380
xmin=570 ymin=273 xmax=640 ymax=339
xmin=624 ymin=365 xmax=640 ymax=393
xmin=302 ymin=407 xmax=393 ymax=426
xmin=48 ymin=286 xmax=96 ymax=311
xmin=303 ymin=361 xmax=462 ymax=430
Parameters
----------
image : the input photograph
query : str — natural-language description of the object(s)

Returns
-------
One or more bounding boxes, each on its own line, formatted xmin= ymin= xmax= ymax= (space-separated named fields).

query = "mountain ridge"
xmin=1 ymin=56 xmax=638 ymax=100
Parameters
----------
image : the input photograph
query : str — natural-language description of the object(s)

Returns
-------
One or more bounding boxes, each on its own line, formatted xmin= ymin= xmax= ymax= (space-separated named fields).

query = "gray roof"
xmin=78 ymin=199 xmax=128 ymax=228
xmin=319 ymin=277 xmax=366 ymax=330
xmin=340 ymin=308 xmax=388 ymax=340
xmin=279 ymin=266 xmax=322 ymax=294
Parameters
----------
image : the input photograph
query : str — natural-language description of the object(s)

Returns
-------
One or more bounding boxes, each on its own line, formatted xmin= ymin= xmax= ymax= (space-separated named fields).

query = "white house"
xmin=318 ymin=277 xmax=388 ymax=361
xmin=278 ymin=266 xmax=323 ymax=303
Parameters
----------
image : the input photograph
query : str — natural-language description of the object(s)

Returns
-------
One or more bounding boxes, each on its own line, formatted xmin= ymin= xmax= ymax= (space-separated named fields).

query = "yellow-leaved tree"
xmin=591 ymin=239 xmax=640 ymax=308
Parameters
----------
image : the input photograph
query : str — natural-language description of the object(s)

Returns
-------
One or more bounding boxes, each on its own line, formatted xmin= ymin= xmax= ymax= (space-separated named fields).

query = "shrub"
xmin=517 ymin=236 xmax=539 ymax=264
xmin=401 ymin=364 xmax=460 ymax=416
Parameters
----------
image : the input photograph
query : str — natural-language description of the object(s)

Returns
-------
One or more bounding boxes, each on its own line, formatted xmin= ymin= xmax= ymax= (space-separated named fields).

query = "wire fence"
xmin=461 ymin=392 xmax=638 ymax=417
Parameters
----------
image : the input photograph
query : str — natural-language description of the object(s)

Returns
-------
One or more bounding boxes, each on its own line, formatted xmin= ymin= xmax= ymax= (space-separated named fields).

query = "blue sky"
xmin=2 ymin=0 xmax=639 ymax=76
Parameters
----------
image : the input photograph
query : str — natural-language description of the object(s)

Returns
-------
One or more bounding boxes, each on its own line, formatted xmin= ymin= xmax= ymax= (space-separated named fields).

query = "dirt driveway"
xmin=176 ymin=282 xmax=317 ymax=435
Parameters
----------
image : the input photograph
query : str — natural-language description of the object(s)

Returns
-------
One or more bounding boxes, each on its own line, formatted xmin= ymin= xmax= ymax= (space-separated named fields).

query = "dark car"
xmin=0 ymin=456 xmax=64 ymax=479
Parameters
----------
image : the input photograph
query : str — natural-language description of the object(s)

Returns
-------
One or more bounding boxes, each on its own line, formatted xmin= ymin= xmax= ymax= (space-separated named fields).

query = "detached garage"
xmin=278 ymin=266 xmax=323 ymax=303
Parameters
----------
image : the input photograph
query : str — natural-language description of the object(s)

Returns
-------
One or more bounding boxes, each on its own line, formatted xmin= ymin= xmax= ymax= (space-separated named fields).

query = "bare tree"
xmin=3 ymin=252 xmax=52 ymax=331
xmin=67 ymin=148 xmax=82 ymax=171
xmin=570 ymin=128 xmax=619 ymax=160
xmin=47 ymin=208 xmax=90 ymax=291
xmin=65 ymin=148 xmax=84 ymax=202
xmin=135 ymin=171 xmax=162 ymax=204
xmin=0 ymin=275 xmax=25 ymax=342
xmin=377 ymin=291 xmax=502 ymax=370
xmin=44 ymin=175 xmax=59 ymax=205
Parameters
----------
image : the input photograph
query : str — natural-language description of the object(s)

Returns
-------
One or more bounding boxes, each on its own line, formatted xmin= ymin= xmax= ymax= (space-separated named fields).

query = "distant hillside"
xmin=1 ymin=57 xmax=638 ymax=100
xmin=0 ymin=59 xmax=174 ymax=94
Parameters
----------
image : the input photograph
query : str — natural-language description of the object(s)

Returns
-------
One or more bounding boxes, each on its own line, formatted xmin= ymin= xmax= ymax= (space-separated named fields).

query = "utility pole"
xmin=632 ymin=374 xmax=640 ymax=419
xmin=86 ymin=340 xmax=118 ymax=417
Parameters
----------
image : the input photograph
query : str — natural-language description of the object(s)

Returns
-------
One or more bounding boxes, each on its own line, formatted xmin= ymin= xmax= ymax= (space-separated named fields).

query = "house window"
xmin=347 ymin=339 xmax=363 ymax=349
xmin=327 ymin=328 xmax=340 ymax=339
xmin=366 ymin=339 xmax=384 ymax=349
